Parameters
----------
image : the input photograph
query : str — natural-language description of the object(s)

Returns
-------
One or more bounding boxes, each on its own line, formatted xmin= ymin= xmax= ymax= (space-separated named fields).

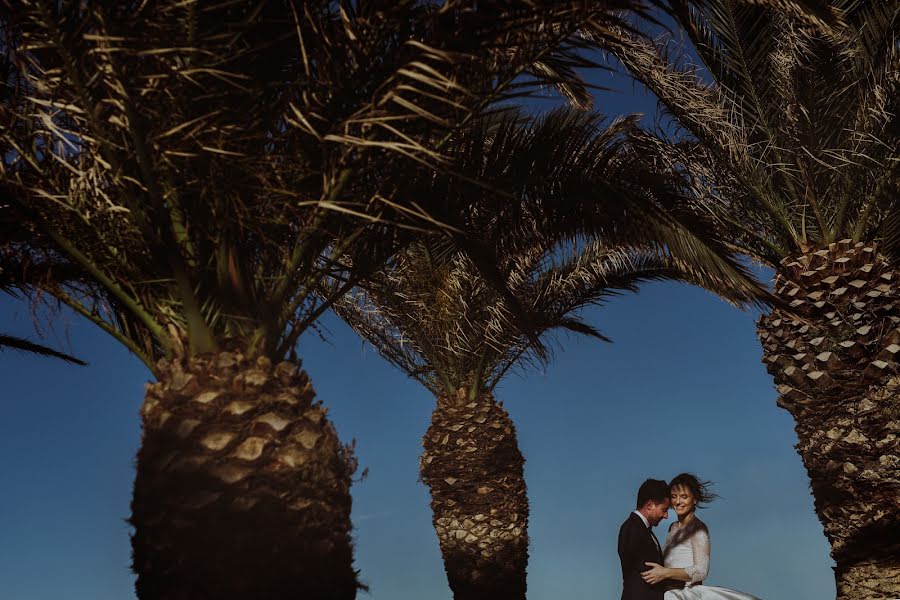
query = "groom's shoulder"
xmin=619 ymin=512 xmax=638 ymax=529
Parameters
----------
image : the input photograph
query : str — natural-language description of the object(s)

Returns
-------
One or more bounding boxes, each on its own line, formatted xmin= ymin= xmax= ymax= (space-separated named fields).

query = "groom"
xmin=617 ymin=478 xmax=670 ymax=600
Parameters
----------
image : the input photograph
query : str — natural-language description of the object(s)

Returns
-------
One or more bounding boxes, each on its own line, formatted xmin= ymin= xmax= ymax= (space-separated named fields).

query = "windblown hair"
xmin=669 ymin=473 xmax=719 ymax=509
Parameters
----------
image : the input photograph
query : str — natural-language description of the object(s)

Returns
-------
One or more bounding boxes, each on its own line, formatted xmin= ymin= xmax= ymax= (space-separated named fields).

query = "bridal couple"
xmin=618 ymin=474 xmax=762 ymax=600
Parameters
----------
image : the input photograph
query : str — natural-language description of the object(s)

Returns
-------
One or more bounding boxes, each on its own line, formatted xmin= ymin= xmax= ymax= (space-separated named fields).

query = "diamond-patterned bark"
xmin=421 ymin=389 xmax=528 ymax=600
xmin=130 ymin=351 xmax=358 ymax=600
xmin=757 ymin=241 xmax=900 ymax=599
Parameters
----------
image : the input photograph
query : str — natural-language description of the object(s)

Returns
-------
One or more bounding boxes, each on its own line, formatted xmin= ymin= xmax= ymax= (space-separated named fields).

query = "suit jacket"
xmin=617 ymin=512 xmax=666 ymax=600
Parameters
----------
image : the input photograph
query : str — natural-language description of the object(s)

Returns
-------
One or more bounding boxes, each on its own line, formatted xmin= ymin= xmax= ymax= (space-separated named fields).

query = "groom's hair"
xmin=636 ymin=479 xmax=670 ymax=509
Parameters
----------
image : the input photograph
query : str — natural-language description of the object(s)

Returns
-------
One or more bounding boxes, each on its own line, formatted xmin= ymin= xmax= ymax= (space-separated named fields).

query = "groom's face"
xmin=646 ymin=498 xmax=670 ymax=526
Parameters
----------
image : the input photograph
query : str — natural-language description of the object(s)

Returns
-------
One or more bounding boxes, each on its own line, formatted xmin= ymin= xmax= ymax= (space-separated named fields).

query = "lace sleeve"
xmin=685 ymin=526 xmax=710 ymax=583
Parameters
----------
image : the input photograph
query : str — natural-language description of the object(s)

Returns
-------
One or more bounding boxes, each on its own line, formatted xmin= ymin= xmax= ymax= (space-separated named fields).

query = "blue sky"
xmin=0 ymin=278 xmax=835 ymax=600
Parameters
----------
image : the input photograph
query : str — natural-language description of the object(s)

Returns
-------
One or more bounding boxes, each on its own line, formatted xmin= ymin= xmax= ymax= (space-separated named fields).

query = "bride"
xmin=641 ymin=473 xmax=762 ymax=600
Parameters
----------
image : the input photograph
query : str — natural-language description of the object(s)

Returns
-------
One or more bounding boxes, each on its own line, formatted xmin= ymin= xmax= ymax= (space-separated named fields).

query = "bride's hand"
xmin=642 ymin=562 xmax=669 ymax=584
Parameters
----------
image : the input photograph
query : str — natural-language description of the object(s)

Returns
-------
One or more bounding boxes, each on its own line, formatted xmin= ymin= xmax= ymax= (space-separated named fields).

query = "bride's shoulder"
xmin=687 ymin=517 xmax=710 ymax=536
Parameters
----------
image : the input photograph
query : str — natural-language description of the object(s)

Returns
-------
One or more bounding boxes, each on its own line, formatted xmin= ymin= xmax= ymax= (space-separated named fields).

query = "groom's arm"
xmin=617 ymin=522 xmax=628 ymax=576
xmin=617 ymin=520 xmax=648 ymax=577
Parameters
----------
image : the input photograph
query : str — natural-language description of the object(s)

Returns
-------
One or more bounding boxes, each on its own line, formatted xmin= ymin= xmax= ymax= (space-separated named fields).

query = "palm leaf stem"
xmin=485 ymin=344 xmax=530 ymax=393
xmin=695 ymin=144 xmax=796 ymax=250
xmin=173 ymin=263 xmax=216 ymax=354
xmin=276 ymin=214 xmax=363 ymax=329
xmin=851 ymin=158 xmax=899 ymax=242
xmin=44 ymin=228 xmax=171 ymax=355
xmin=718 ymin=209 xmax=787 ymax=259
xmin=277 ymin=275 xmax=356 ymax=357
xmin=28 ymin=2 xmax=186 ymax=335
xmin=435 ymin=366 xmax=457 ymax=397
xmin=275 ymin=220 xmax=371 ymax=353
xmin=270 ymin=168 xmax=350 ymax=312
xmin=408 ymin=368 xmax=435 ymax=391
xmin=797 ymin=158 xmax=831 ymax=242
xmin=468 ymin=348 xmax=490 ymax=401
xmin=92 ymin=19 xmax=214 ymax=354
xmin=705 ymin=151 xmax=794 ymax=246
xmin=51 ymin=286 xmax=154 ymax=369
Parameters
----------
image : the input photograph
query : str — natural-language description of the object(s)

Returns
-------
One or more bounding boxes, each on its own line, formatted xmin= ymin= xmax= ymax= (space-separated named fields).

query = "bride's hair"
xmin=669 ymin=473 xmax=718 ymax=509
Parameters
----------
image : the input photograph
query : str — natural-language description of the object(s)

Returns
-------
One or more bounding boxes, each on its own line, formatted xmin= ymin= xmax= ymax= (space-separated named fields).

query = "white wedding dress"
xmin=662 ymin=517 xmax=761 ymax=600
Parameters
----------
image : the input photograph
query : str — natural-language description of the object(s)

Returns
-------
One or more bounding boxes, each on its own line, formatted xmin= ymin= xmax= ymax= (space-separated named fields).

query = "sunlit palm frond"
xmin=606 ymin=0 xmax=899 ymax=258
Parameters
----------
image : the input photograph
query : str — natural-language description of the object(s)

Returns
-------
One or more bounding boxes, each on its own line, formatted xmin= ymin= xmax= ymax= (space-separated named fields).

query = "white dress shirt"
xmin=632 ymin=510 xmax=650 ymax=528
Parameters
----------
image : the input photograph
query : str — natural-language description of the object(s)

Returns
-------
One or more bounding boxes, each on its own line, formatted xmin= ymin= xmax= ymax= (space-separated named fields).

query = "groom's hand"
xmin=641 ymin=562 xmax=668 ymax=585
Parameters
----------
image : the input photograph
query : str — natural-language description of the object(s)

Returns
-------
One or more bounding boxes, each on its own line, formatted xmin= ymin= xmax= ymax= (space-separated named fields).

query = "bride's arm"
xmin=642 ymin=526 xmax=710 ymax=585
xmin=641 ymin=564 xmax=692 ymax=584
xmin=684 ymin=526 xmax=710 ymax=582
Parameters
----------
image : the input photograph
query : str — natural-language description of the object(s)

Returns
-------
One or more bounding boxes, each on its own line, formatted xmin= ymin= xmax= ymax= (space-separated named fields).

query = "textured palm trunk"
xmin=130 ymin=350 xmax=359 ymax=600
xmin=757 ymin=241 xmax=900 ymax=600
xmin=420 ymin=388 xmax=529 ymax=600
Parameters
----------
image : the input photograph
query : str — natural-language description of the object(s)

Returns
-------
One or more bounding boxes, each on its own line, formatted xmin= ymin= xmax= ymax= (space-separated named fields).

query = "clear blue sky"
xmin=0 ymin=56 xmax=835 ymax=599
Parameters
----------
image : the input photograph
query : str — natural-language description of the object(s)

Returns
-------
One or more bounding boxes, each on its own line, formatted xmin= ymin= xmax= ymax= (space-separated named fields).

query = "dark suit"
xmin=617 ymin=512 xmax=665 ymax=600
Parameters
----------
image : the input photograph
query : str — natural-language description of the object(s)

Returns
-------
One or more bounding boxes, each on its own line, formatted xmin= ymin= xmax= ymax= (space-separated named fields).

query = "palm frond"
xmin=604 ymin=0 xmax=899 ymax=258
xmin=739 ymin=0 xmax=847 ymax=31
xmin=0 ymin=333 xmax=86 ymax=366
xmin=0 ymin=0 xmax=669 ymax=370
xmin=330 ymin=108 xmax=772 ymax=396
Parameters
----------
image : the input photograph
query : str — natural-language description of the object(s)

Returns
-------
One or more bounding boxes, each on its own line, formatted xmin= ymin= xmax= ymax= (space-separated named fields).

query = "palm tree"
xmin=331 ymin=108 xmax=770 ymax=600
xmin=601 ymin=2 xmax=899 ymax=596
xmin=0 ymin=1 xmax=680 ymax=598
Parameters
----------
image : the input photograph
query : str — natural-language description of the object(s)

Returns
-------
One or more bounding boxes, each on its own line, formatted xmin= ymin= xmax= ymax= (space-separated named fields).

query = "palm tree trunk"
xmin=757 ymin=241 xmax=900 ymax=600
xmin=130 ymin=350 xmax=359 ymax=600
xmin=420 ymin=388 xmax=529 ymax=600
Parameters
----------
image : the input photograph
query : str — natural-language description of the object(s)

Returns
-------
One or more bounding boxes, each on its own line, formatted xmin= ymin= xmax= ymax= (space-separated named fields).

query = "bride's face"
xmin=670 ymin=484 xmax=697 ymax=518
